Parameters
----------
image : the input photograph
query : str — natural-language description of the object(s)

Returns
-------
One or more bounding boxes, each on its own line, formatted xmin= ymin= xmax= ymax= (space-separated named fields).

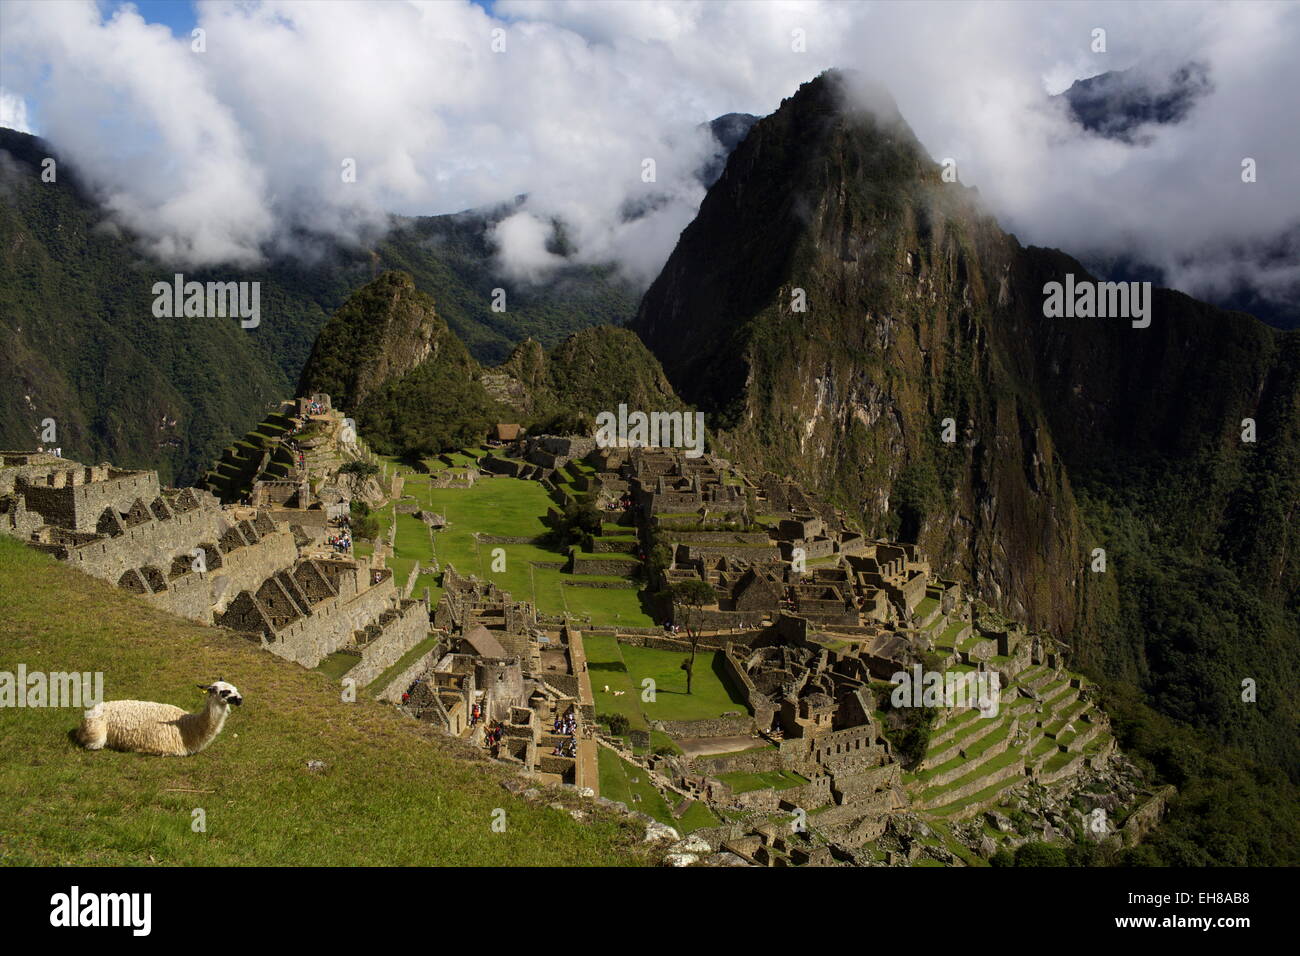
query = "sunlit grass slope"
xmin=0 ymin=537 xmax=648 ymax=866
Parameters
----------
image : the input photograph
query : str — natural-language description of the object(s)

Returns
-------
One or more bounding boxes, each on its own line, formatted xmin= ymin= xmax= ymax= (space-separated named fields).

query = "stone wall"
xmin=782 ymin=724 xmax=889 ymax=777
xmin=616 ymin=632 xmax=760 ymax=653
xmin=680 ymin=543 xmax=782 ymax=564
xmin=341 ymin=598 xmax=431 ymax=689
xmin=254 ymin=570 xmax=399 ymax=668
xmin=829 ymin=763 xmax=900 ymax=804
xmin=673 ymin=607 xmax=767 ymax=629
xmin=58 ymin=501 xmax=297 ymax=624
xmin=570 ymin=555 xmax=640 ymax=576
xmin=722 ymin=643 xmax=776 ymax=731
xmin=375 ymin=642 xmax=444 ymax=702
xmin=693 ymin=745 xmax=781 ymax=775
xmin=1118 ymin=785 xmax=1176 ymax=848
xmin=783 ymin=775 xmax=834 ymax=811
xmin=651 ymin=715 xmax=755 ymax=738
xmin=20 ymin=469 xmax=160 ymax=532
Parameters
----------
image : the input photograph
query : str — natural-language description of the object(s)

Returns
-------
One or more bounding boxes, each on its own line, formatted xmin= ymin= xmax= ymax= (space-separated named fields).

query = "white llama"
xmin=75 ymin=680 xmax=243 ymax=756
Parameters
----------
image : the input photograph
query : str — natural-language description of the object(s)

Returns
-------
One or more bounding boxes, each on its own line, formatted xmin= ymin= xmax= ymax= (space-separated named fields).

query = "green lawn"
xmin=365 ymin=635 xmax=442 ymax=696
xmin=0 ymin=537 xmax=653 ymax=866
xmin=315 ymin=651 xmax=360 ymax=680
xmin=583 ymin=633 xmax=649 ymax=735
xmin=620 ymin=644 xmax=751 ymax=722
xmin=582 ymin=636 xmax=750 ymax=728
xmin=388 ymin=510 xmax=434 ymax=586
xmin=384 ymin=475 xmax=653 ymax=627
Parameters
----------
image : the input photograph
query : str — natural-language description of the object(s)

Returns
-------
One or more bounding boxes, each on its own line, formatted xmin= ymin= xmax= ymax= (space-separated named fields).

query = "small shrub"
xmin=601 ymin=713 xmax=630 ymax=736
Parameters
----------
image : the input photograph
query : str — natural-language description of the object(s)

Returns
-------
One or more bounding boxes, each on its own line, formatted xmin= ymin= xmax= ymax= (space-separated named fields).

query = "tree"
xmin=1014 ymin=842 xmax=1067 ymax=867
xmin=550 ymin=492 xmax=602 ymax=549
xmin=349 ymin=500 xmax=379 ymax=541
xmin=339 ymin=460 xmax=379 ymax=479
xmin=671 ymin=579 xmax=716 ymax=695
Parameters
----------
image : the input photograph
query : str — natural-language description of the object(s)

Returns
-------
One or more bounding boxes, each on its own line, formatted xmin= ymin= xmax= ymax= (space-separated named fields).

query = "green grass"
xmin=922 ymin=749 xmax=1024 ymax=807
xmin=936 ymin=619 xmax=968 ymax=649
xmin=583 ymin=636 xmax=751 ymax=746
xmin=0 ymin=537 xmax=652 ymax=866
xmin=315 ymin=651 xmax=360 ymax=680
xmin=388 ymin=510 xmax=435 ymax=587
xmin=386 ymin=475 xmax=653 ymax=627
xmin=619 ymin=644 xmax=751 ymax=722
xmin=696 ymin=742 xmax=774 ymax=760
xmin=583 ymin=633 xmax=648 ymax=735
xmin=716 ymin=769 xmax=807 ymax=794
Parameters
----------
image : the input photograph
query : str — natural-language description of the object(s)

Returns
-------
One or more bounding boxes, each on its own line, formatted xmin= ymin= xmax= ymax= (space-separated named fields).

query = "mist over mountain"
xmin=1053 ymin=64 xmax=1298 ymax=330
xmin=0 ymin=128 xmax=638 ymax=483
xmin=5 ymin=0 xmax=1296 ymax=329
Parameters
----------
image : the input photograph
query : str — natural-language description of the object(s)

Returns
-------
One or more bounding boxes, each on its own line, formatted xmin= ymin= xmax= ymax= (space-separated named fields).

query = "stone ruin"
xmin=471 ymin=441 xmax=1124 ymax=862
xmin=1 ymin=413 xmax=438 ymax=702
xmin=404 ymin=565 xmax=595 ymax=791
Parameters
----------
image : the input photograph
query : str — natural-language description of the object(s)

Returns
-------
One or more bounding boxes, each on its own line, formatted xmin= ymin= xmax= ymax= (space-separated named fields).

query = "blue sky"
xmin=102 ymin=0 xmax=197 ymax=35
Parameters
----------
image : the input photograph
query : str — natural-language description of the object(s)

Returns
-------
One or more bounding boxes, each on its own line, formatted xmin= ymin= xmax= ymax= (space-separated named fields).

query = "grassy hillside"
xmin=0 ymin=537 xmax=647 ymax=866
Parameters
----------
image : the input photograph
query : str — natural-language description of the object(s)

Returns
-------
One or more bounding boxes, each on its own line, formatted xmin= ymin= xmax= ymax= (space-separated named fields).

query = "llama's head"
xmin=198 ymin=679 xmax=243 ymax=707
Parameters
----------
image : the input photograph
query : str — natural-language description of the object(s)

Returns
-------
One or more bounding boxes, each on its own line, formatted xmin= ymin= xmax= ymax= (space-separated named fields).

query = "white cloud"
xmin=0 ymin=89 xmax=32 ymax=134
xmin=0 ymin=0 xmax=1295 ymax=310
xmin=490 ymin=211 xmax=565 ymax=281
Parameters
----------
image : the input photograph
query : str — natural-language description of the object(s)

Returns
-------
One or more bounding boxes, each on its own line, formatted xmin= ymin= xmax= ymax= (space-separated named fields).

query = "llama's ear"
xmin=197 ymin=683 xmax=211 ymax=691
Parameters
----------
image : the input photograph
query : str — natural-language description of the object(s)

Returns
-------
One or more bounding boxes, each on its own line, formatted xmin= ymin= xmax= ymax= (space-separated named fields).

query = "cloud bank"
xmin=0 ymin=0 xmax=1296 ymax=308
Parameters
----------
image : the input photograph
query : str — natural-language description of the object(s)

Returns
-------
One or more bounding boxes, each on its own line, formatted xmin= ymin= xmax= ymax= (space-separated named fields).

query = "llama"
xmin=75 ymin=680 xmax=243 ymax=756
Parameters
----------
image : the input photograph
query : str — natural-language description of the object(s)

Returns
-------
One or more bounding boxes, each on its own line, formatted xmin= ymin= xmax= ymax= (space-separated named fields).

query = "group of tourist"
xmin=552 ymin=711 xmax=577 ymax=735
xmin=606 ymin=493 xmax=634 ymax=512
xmin=326 ymin=529 xmax=352 ymax=553
xmin=549 ymin=709 xmax=579 ymax=757
xmin=484 ymin=721 xmax=505 ymax=756
xmin=469 ymin=702 xmax=483 ymax=727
